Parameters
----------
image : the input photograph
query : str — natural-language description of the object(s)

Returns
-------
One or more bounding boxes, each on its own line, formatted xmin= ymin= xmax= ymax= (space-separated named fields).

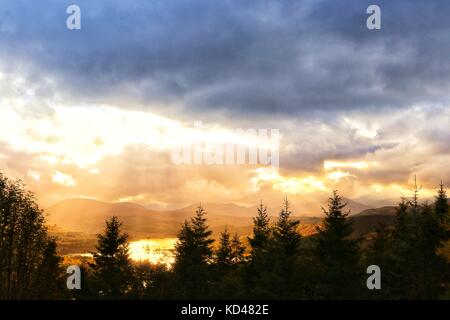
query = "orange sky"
xmin=0 ymin=100 xmax=444 ymax=214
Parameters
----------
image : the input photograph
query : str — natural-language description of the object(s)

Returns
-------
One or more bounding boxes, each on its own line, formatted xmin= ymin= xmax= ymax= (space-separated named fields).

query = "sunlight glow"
xmin=251 ymin=168 xmax=327 ymax=194
xmin=27 ymin=170 xmax=41 ymax=182
xmin=51 ymin=171 xmax=77 ymax=187
xmin=324 ymin=160 xmax=376 ymax=170
xmin=327 ymin=170 xmax=352 ymax=182
xmin=128 ymin=238 xmax=177 ymax=266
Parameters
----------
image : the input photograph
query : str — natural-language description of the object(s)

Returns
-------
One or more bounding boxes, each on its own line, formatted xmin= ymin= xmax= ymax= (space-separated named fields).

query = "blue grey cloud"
xmin=1 ymin=0 xmax=450 ymax=120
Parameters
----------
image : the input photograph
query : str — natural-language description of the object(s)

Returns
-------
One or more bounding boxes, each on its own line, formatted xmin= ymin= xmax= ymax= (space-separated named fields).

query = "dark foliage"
xmin=1 ymin=171 xmax=449 ymax=300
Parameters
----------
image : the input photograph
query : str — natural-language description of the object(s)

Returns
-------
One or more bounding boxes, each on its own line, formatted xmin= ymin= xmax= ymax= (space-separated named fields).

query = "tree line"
xmin=0 ymin=172 xmax=449 ymax=299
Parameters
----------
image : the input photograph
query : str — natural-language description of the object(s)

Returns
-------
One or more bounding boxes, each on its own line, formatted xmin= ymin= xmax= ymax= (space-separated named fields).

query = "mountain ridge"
xmin=46 ymin=198 xmax=403 ymax=255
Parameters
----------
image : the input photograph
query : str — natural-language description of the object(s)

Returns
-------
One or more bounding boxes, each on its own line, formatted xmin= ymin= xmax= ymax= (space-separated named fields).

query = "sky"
xmin=1 ymin=0 xmax=449 ymax=213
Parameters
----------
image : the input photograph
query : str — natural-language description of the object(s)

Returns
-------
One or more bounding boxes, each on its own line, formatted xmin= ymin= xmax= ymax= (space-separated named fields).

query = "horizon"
xmin=44 ymin=192 xmax=424 ymax=215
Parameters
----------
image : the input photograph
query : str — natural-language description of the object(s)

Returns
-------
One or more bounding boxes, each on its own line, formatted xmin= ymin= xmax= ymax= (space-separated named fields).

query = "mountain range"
xmin=46 ymin=197 xmax=374 ymax=238
xmin=46 ymin=197 xmax=399 ymax=255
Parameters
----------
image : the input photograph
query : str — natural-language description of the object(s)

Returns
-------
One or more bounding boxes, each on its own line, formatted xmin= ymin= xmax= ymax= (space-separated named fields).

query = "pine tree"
xmin=216 ymin=227 xmax=233 ymax=267
xmin=190 ymin=206 xmax=214 ymax=264
xmin=244 ymin=202 xmax=273 ymax=298
xmin=366 ymin=223 xmax=397 ymax=299
xmin=248 ymin=202 xmax=271 ymax=259
xmin=311 ymin=190 xmax=362 ymax=299
xmin=385 ymin=182 xmax=449 ymax=299
xmin=246 ymin=198 xmax=303 ymax=299
xmin=32 ymin=238 xmax=64 ymax=299
xmin=416 ymin=184 xmax=450 ymax=298
xmin=173 ymin=205 xmax=214 ymax=298
xmin=269 ymin=197 xmax=302 ymax=298
xmin=230 ymin=233 xmax=245 ymax=264
xmin=212 ymin=230 xmax=246 ymax=299
xmin=435 ymin=182 xmax=449 ymax=224
xmin=434 ymin=183 xmax=450 ymax=297
xmin=394 ymin=198 xmax=409 ymax=235
xmin=92 ymin=216 xmax=134 ymax=299
xmin=273 ymin=197 xmax=301 ymax=255
xmin=215 ymin=230 xmax=245 ymax=267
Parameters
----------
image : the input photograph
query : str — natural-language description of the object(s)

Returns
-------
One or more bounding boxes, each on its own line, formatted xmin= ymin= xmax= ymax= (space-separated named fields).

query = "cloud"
xmin=52 ymin=171 xmax=77 ymax=187
xmin=2 ymin=0 xmax=450 ymax=119
xmin=1 ymin=0 xmax=449 ymax=210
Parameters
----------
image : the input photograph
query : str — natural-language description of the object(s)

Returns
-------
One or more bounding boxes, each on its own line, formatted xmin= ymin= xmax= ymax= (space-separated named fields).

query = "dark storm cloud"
xmin=1 ymin=0 xmax=450 ymax=117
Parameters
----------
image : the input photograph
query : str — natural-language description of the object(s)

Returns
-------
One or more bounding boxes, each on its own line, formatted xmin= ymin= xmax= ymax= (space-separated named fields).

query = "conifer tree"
xmin=32 ymin=238 xmax=64 ymax=299
xmin=248 ymin=202 xmax=271 ymax=259
xmin=247 ymin=198 xmax=303 ymax=299
xmin=312 ymin=191 xmax=362 ymax=299
xmin=190 ymin=206 xmax=214 ymax=262
xmin=270 ymin=198 xmax=302 ymax=298
xmin=92 ymin=216 xmax=134 ymax=299
xmin=435 ymin=182 xmax=449 ymax=224
xmin=366 ymin=225 xmax=392 ymax=291
xmin=230 ymin=233 xmax=245 ymax=264
xmin=273 ymin=197 xmax=301 ymax=255
xmin=216 ymin=227 xmax=233 ymax=267
xmin=173 ymin=205 xmax=214 ymax=298
xmin=211 ymin=229 xmax=246 ymax=299
xmin=385 ymin=182 xmax=449 ymax=299
xmin=244 ymin=202 xmax=273 ymax=298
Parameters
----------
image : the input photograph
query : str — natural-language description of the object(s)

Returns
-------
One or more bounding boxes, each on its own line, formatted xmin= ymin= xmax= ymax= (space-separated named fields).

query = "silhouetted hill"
xmin=341 ymin=197 xmax=373 ymax=215
xmin=47 ymin=198 xmax=183 ymax=237
xmin=177 ymin=203 xmax=257 ymax=217
xmin=47 ymin=198 xmax=278 ymax=238
xmin=46 ymin=198 xmax=385 ymax=254
xmin=349 ymin=206 xmax=397 ymax=237
xmin=355 ymin=206 xmax=397 ymax=217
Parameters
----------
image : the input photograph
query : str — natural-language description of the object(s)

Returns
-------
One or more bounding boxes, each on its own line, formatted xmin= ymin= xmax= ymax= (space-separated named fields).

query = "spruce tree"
xmin=230 ymin=233 xmax=245 ymax=264
xmin=248 ymin=202 xmax=271 ymax=259
xmin=244 ymin=202 xmax=273 ymax=298
xmin=216 ymin=227 xmax=233 ymax=267
xmin=434 ymin=183 xmax=450 ymax=297
xmin=247 ymin=199 xmax=303 ymax=299
xmin=190 ymin=206 xmax=214 ymax=262
xmin=32 ymin=238 xmax=64 ymax=299
xmin=386 ymin=183 xmax=449 ymax=299
xmin=215 ymin=231 xmax=245 ymax=267
xmin=366 ymin=224 xmax=393 ymax=297
xmin=212 ymin=230 xmax=246 ymax=299
xmin=270 ymin=198 xmax=302 ymax=299
xmin=435 ymin=182 xmax=449 ymax=224
xmin=173 ymin=205 xmax=214 ymax=298
xmin=92 ymin=216 xmax=134 ymax=299
xmin=273 ymin=198 xmax=301 ymax=255
xmin=312 ymin=191 xmax=362 ymax=299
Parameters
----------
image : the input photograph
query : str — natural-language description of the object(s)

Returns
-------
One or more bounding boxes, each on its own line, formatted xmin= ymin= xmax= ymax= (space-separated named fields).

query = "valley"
xmin=46 ymin=198 xmax=397 ymax=256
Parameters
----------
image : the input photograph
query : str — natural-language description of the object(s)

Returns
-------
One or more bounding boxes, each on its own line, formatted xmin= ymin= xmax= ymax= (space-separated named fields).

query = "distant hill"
xmin=355 ymin=206 xmax=397 ymax=217
xmin=47 ymin=198 xmax=184 ymax=237
xmin=46 ymin=198 xmax=382 ymax=254
xmin=172 ymin=202 xmax=258 ymax=218
xmin=342 ymin=197 xmax=373 ymax=215
xmin=348 ymin=206 xmax=397 ymax=237
xmin=46 ymin=198 xmax=272 ymax=238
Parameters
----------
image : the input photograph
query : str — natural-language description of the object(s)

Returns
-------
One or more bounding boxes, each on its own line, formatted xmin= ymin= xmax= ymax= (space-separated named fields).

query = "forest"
xmin=0 ymin=172 xmax=449 ymax=300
